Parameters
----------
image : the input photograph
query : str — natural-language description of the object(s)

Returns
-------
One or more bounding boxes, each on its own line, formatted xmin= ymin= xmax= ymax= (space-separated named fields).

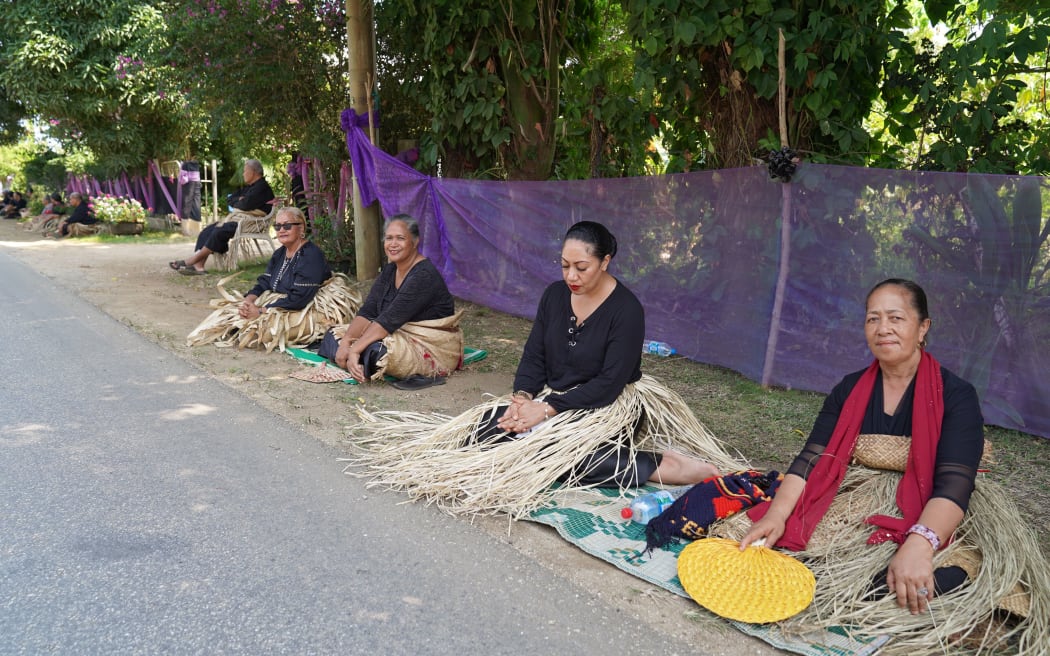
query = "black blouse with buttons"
xmin=513 ymin=279 xmax=644 ymax=412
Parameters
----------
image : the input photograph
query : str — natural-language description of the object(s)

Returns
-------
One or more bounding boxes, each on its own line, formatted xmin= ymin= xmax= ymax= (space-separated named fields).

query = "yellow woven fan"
xmin=677 ymin=537 xmax=815 ymax=623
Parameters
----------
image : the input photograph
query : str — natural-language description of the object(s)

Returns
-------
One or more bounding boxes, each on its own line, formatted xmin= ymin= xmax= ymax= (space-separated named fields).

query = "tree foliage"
xmin=0 ymin=0 xmax=188 ymax=175
xmin=877 ymin=0 xmax=1050 ymax=173
xmin=381 ymin=0 xmax=601 ymax=180
xmin=554 ymin=1 xmax=657 ymax=178
xmin=6 ymin=0 xmax=1050 ymax=181
xmin=622 ymin=0 xmax=892 ymax=170
xmin=164 ymin=0 xmax=352 ymax=166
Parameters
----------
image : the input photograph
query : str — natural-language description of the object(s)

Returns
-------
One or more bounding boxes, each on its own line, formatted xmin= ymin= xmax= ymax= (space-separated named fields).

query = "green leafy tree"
xmin=164 ymin=0 xmax=351 ymax=167
xmin=878 ymin=1 xmax=1050 ymax=174
xmin=383 ymin=0 xmax=600 ymax=180
xmin=623 ymin=0 xmax=894 ymax=170
xmin=554 ymin=1 xmax=656 ymax=178
xmin=0 ymin=0 xmax=190 ymax=175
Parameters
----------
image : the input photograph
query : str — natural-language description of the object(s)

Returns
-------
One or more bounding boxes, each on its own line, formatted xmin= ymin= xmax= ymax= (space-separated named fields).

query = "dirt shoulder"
xmin=0 ymin=220 xmax=772 ymax=654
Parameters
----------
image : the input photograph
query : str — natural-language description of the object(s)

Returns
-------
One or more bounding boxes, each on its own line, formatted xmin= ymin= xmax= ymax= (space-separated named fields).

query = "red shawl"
xmin=749 ymin=351 xmax=944 ymax=551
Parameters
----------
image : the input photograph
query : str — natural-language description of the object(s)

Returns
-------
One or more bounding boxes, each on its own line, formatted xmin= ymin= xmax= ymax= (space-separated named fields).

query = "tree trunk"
xmin=346 ymin=0 xmax=383 ymax=279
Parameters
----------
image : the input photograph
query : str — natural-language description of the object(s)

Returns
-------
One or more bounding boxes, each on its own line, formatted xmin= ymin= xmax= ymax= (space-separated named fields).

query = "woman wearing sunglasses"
xmin=187 ymin=206 xmax=360 ymax=351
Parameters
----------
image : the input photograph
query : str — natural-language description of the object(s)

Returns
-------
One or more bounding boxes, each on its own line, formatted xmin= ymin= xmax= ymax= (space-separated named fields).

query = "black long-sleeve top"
xmin=788 ymin=365 xmax=985 ymax=511
xmin=229 ymin=177 xmax=275 ymax=213
xmin=357 ymin=259 xmax=456 ymax=333
xmin=248 ymin=241 xmax=331 ymax=311
xmin=66 ymin=201 xmax=97 ymax=225
xmin=514 ymin=279 xmax=644 ymax=413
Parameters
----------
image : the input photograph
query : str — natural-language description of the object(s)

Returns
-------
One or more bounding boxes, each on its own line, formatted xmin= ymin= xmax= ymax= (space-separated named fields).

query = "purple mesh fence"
xmin=343 ymin=119 xmax=1050 ymax=439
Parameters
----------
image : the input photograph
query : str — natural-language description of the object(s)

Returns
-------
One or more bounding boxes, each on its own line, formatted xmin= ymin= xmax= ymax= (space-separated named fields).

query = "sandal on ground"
xmin=178 ymin=267 xmax=206 ymax=276
xmin=169 ymin=260 xmax=187 ymax=270
xmin=389 ymin=375 xmax=447 ymax=391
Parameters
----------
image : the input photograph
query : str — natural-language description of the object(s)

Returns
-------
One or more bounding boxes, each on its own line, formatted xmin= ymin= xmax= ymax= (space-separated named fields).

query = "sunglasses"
xmin=274 ymin=222 xmax=304 ymax=231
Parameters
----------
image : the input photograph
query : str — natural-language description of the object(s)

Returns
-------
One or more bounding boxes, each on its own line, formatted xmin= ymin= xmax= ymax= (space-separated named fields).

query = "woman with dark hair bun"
xmin=351 ymin=221 xmax=741 ymax=517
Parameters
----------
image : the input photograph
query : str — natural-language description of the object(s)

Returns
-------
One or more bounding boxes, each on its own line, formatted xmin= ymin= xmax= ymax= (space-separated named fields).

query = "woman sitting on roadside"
xmin=3 ymin=190 xmax=27 ymax=219
xmin=349 ymin=221 xmax=741 ymax=517
xmin=318 ymin=214 xmax=462 ymax=388
xmin=712 ymin=278 xmax=1049 ymax=653
xmin=24 ymin=193 xmax=65 ymax=232
xmin=186 ymin=207 xmax=360 ymax=352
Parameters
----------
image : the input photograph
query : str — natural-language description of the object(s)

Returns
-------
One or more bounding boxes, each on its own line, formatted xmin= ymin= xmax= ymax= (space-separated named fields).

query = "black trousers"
xmin=194 ymin=221 xmax=237 ymax=253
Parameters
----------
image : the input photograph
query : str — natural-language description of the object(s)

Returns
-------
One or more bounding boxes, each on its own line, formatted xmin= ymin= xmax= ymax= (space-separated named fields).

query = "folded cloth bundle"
xmin=645 ymin=470 xmax=783 ymax=553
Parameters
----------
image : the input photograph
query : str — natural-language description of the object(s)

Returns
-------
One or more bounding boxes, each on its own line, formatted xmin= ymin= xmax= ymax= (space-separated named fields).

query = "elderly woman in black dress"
xmin=186 ymin=207 xmax=359 ymax=351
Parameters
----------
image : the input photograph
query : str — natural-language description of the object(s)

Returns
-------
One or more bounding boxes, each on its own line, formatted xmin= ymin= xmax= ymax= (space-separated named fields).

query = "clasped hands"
xmin=496 ymin=395 xmax=551 ymax=433
xmin=238 ymin=297 xmax=263 ymax=319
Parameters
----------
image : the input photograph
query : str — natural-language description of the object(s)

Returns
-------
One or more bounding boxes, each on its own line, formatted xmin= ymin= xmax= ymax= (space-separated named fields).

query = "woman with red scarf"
xmin=742 ymin=279 xmax=985 ymax=615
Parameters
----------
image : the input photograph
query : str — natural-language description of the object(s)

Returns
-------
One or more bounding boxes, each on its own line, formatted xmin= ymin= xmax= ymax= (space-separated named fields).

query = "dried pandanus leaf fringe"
xmin=187 ymin=273 xmax=361 ymax=352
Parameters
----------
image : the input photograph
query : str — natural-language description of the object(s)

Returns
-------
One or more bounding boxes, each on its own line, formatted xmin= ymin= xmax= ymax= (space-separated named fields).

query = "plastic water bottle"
xmin=642 ymin=340 xmax=676 ymax=357
xmin=620 ymin=486 xmax=691 ymax=524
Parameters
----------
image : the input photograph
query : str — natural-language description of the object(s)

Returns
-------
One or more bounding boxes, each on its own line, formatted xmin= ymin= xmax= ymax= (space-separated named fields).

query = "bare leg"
xmin=184 ymin=247 xmax=213 ymax=271
xmin=649 ymin=451 xmax=721 ymax=485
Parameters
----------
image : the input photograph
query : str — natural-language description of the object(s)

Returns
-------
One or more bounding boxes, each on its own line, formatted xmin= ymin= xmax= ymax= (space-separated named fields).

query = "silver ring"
xmin=917 ymin=587 xmax=929 ymax=597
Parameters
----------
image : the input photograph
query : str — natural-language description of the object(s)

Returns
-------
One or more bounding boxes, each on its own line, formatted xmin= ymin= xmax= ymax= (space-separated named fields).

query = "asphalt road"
xmin=0 ymin=251 xmax=710 ymax=655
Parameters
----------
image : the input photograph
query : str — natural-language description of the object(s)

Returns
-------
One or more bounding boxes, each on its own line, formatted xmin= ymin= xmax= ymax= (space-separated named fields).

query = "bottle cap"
xmin=620 ymin=507 xmax=633 ymax=519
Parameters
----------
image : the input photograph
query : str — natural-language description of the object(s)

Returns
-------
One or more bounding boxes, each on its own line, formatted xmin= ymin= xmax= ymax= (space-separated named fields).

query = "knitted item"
xmin=645 ymin=470 xmax=783 ymax=552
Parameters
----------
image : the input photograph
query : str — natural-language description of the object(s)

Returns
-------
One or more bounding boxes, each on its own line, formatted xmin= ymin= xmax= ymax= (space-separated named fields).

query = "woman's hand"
xmin=497 ymin=398 xmax=552 ymax=433
xmin=238 ymin=295 xmax=261 ymax=319
xmin=739 ymin=513 xmax=787 ymax=550
xmin=238 ymin=302 xmax=263 ymax=319
xmin=344 ymin=344 xmax=367 ymax=383
xmin=887 ymin=535 xmax=936 ymax=614
xmin=334 ymin=338 xmax=354 ymax=369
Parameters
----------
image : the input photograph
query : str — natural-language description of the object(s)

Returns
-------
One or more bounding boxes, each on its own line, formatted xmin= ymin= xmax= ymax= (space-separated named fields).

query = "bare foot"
xmin=650 ymin=451 xmax=722 ymax=485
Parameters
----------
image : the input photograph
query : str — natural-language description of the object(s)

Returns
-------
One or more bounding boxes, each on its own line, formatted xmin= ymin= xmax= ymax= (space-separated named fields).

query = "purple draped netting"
xmin=342 ymin=118 xmax=1050 ymax=439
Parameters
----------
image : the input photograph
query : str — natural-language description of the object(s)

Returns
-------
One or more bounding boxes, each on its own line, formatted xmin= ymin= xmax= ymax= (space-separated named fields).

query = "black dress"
xmin=248 ymin=241 xmax=331 ymax=311
xmin=195 ymin=177 xmax=275 ymax=253
xmin=477 ymin=279 xmax=661 ymax=487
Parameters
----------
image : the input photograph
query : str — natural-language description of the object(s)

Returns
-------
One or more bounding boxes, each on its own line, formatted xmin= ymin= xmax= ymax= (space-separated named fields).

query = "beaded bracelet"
xmin=906 ymin=523 xmax=941 ymax=551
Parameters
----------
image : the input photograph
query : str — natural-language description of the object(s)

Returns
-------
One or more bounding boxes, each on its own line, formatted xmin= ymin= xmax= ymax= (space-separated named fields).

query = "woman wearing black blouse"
xmin=350 ymin=220 xmax=743 ymax=516
xmin=329 ymin=214 xmax=461 ymax=384
xmin=722 ymin=279 xmax=1050 ymax=653
xmin=480 ymin=221 xmax=721 ymax=487
xmin=186 ymin=207 xmax=360 ymax=351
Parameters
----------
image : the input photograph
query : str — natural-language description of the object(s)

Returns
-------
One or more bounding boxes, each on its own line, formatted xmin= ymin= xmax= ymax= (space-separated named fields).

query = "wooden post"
xmin=761 ymin=29 xmax=793 ymax=388
xmin=346 ymin=0 xmax=383 ymax=280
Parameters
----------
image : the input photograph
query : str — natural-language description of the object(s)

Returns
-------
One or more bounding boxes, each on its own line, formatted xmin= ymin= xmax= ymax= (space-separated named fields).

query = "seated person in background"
xmin=186 ymin=207 xmax=361 ymax=352
xmin=4 ymin=190 xmax=27 ymax=218
xmin=319 ymin=214 xmax=462 ymax=386
xmin=346 ymin=221 xmax=740 ymax=517
xmin=50 ymin=192 xmax=96 ymax=238
xmin=713 ymin=278 xmax=1050 ymax=653
xmin=25 ymin=193 xmax=65 ymax=231
xmin=169 ymin=158 xmax=274 ymax=274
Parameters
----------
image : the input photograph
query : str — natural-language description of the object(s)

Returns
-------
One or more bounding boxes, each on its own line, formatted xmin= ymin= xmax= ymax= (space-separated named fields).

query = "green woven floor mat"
xmin=462 ymin=347 xmax=488 ymax=365
xmin=527 ymin=487 xmax=890 ymax=656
